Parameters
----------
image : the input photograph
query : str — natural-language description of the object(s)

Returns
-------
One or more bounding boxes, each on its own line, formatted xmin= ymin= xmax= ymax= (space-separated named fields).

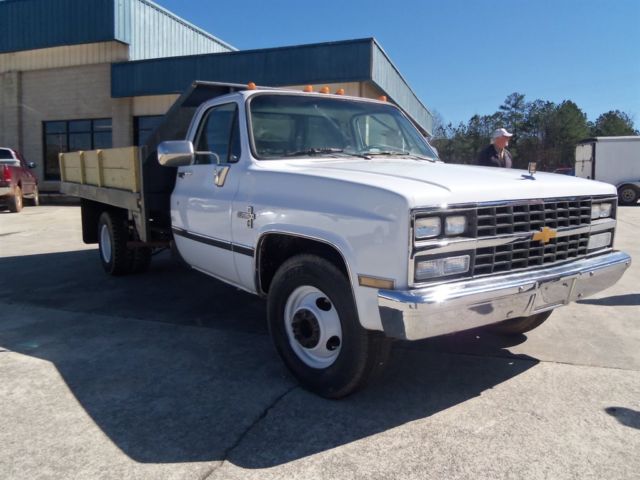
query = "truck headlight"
xmin=415 ymin=214 xmax=469 ymax=240
xmin=415 ymin=217 xmax=441 ymax=239
xmin=591 ymin=202 xmax=612 ymax=219
xmin=445 ymin=215 xmax=467 ymax=236
xmin=415 ymin=255 xmax=470 ymax=281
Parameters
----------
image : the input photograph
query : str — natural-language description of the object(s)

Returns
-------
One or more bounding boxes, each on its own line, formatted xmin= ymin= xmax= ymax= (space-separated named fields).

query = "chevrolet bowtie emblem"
xmin=532 ymin=227 xmax=557 ymax=244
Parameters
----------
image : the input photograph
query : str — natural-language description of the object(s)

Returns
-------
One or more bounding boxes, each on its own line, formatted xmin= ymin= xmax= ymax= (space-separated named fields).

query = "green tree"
xmin=432 ymin=94 xmax=625 ymax=171
xmin=544 ymin=101 xmax=590 ymax=171
xmin=499 ymin=92 xmax=527 ymax=155
xmin=518 ymin=99 xmax=557 ymax=168
xmin=591 ymin=110 xmax=638 ymax=136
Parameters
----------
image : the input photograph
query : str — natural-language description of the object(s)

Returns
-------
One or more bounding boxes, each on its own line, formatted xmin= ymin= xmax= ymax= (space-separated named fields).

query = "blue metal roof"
xmin=112 ymin=39 xmax=372 ymax=96
xmin=371 ymin=41 xmax=434 ymax=136
xmin=0 ymin=0 xmax=234 ymax=56
xmin=112 ymin=38 xmax=433 ymax=135
xmin=0 ymin=0 xmax=114 ymax=53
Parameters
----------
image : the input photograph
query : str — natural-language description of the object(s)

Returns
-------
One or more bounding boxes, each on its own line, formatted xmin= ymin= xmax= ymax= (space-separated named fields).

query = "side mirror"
xmin=158 ymin=141 xmax=194 ymax=167
xmin=27 ymin=162 xmax=36 ymax=169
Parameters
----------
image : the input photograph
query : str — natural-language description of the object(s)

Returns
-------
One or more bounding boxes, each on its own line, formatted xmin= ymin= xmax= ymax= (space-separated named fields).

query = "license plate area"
xmin=534 ymin=277 xmax=576 ymax=311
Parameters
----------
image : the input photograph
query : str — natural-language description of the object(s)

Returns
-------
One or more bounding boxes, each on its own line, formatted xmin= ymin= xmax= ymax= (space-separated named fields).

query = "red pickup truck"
xmin=0 ymin=147 xmax=39 ymax=212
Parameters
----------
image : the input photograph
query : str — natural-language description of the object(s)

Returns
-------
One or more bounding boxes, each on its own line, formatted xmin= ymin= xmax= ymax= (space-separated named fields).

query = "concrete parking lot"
xmin=1 ymin=205 xmax=639 ymax=480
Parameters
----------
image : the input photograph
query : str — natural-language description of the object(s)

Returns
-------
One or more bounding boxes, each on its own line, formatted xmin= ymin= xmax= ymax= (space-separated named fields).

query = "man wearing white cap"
xmin=476 ymin=128 xmax=513 ymax=168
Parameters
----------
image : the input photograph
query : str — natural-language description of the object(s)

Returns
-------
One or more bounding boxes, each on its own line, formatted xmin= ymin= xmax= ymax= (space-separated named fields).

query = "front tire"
xmin=98 ymin=211 xmax=132 ymax=275
xmin=268 ymin=254 xmax=391 ymax=398
xmin=488 ymin=310 xmax=553 ymax=336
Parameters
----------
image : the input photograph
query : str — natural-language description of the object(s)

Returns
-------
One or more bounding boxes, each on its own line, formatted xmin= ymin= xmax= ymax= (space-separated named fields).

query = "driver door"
xmin=172 ymin=102 xmax=242 ymax=284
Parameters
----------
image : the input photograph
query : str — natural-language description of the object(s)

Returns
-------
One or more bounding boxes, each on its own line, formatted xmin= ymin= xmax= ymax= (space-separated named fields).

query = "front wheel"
xmin=487 ymin=310 xmax=553 ymax=336
xmin=267 ymin=254 xmax=391 ymax=398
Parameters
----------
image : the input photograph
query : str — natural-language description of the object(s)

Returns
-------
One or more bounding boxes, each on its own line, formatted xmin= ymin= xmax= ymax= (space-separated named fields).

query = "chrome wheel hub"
xmin=100 ymin=224 xmax=112 ymax=263
xmin=284 ymin=286 xmax=342 ymax=368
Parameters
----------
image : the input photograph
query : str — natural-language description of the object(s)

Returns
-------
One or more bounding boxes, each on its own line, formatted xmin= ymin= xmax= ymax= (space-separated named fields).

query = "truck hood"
xmin=256 ymin=157 xmax=616 ymax=207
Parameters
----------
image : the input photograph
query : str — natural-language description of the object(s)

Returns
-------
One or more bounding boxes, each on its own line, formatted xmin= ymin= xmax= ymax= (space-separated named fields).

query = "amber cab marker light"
xmin=378 ymin=95 xmax=387 ymax=102
xmin=320 ymin=86 xmax=330 ymax=94
xmin=303 ymin=85 xmax=314 ymax=92
xmin=247 ymin=82 xmax=257 ymax=90
xmin=335 ymin=88 xmax=345 ymax=95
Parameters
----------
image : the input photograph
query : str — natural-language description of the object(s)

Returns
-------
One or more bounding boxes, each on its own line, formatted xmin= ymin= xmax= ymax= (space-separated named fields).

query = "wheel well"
xmin=257 ymin=234 xmax=349 ymax=296
xmin=81 ymin=199 xmax=128 ymax=244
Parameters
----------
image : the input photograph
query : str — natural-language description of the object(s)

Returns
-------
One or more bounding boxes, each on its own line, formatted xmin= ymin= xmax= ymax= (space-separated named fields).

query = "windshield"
xmin=249 ymin=94 xmax=438 ymax=160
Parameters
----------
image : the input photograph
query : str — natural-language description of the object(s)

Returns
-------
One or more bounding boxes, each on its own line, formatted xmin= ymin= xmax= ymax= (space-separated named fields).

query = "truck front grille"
xmin=411 ymin=196 xmax=617 ymax=286
xmin=473 ymin=198 xmax=592 ymax=275
xmin=473 ymin=233 xmax=590 ymax=275
xmin=476 ymin=199 xmax=592 ymax=237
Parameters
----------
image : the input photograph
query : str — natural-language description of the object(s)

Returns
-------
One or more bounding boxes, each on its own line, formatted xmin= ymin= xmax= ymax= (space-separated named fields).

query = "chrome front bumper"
xmin=378 ymin=251 xmax=631 ymax=340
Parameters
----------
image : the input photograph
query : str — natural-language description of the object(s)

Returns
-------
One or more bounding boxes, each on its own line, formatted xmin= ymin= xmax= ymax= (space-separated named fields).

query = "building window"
xmin=134 ymin=116 xmax=164 ymax=147
xmin=43 ymin=118 xmax=112 ymax=180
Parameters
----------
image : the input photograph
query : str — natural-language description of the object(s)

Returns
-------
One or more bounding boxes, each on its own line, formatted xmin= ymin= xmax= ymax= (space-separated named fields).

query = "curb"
xmin=39 ymin=194 xmax=81 ymax=206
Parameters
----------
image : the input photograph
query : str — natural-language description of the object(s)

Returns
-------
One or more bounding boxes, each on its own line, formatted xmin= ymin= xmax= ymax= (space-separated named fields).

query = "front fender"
xmin=255 ymin=225 xmax=388 ymax=332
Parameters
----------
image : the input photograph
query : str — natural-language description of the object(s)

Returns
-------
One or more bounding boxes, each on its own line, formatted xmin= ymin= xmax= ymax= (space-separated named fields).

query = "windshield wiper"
xmin=362 ymin=149 xmax=411 ymax=156
xmin=358 ymin=149 xmax=436 ymax=162
xmin=285 ymin=148 xmax=345 ymax=157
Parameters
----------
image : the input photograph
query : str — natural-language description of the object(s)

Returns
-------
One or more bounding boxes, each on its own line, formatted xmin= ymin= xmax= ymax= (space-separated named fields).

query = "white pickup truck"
xmin=60 ymin=82 xmax=631 ymax=398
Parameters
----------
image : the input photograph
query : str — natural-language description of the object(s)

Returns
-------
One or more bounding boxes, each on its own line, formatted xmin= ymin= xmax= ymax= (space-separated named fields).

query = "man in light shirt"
xmin=476 ymin=128 xmax=513 ymax=168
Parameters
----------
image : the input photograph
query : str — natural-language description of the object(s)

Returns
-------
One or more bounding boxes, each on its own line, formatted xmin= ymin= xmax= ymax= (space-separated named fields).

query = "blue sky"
xmin=156 ymin=0 xmax=640 ymax=128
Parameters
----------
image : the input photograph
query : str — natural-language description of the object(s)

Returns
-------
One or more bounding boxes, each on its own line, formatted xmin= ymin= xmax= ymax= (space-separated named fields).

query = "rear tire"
xmin=618 ymin=185 xmax=638 ymax=206
xmin=267 ymin=254 xmax=391 ymax=398
xmin=488 ymin=310 xmax=553 ymax=336
xmin=98 ymin=211 xmax=132 ymax=275
xmin=8 ymin=185 xmax=23 ymax=212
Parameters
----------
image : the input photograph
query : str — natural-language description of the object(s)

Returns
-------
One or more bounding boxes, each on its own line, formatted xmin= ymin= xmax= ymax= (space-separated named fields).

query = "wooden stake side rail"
xmin=59 ymin=147 xmax=143 ymax=213
xmin=59 ymin=147 xmax=141 ymax=193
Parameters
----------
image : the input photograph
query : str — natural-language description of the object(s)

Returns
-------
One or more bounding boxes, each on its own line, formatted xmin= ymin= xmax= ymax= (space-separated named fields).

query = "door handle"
xmin=214 ymin=166 xmax=230 ymax=187
xmin=177 ymin=170 xmax=193 ymax=178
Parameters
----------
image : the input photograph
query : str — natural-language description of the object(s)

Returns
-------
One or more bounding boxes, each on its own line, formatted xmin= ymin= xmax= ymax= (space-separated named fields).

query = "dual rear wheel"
xmin=98 ymin=211 xmax=151 ymax=275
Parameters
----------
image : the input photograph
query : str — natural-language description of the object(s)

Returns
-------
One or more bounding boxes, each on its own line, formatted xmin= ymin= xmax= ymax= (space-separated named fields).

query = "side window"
xmin=194 ymin=103 xmax=240 ymax=165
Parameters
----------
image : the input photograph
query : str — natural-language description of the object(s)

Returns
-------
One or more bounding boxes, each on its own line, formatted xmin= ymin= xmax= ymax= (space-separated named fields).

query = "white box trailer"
xmin=575 ymin=136 xmax=640 ymax=205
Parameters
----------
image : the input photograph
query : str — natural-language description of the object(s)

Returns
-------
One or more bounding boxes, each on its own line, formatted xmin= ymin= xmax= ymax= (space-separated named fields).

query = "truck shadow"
xmin=0 ymin=250 xmax=538 ymax=468
xmin=577 ymin=293 xmax=640 ymax=306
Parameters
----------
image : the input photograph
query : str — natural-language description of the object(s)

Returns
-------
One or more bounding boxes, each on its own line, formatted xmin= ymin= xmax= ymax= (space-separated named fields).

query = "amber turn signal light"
xmin=303 ymin=85 xmax=314 ymax=92
xmin=247 ymin=82 xmax=257 ymax=90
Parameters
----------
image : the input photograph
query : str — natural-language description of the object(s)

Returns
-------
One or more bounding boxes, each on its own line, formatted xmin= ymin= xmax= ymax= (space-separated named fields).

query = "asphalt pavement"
xmin=1 ymin=204 xmax=639 ymax=480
